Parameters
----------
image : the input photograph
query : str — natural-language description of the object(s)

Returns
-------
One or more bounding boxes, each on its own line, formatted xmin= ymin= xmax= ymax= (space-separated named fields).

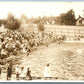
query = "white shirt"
xmin=44 ymin=66 xmax=51 ymax=77
xmin=19 ymin=69 xmax=26 ymax=77
xmin=16 ymin=67 xmax=20 ymax=74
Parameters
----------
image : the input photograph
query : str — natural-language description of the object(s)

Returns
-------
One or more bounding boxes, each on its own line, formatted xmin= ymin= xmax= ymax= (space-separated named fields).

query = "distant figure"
xmin=0 ymin=65 xmax=2 ymax=78
xmin=26 ymin=67 xmax=32 ymax=80
xmin=44 ymin=64 xmax=51 ymax=77
xmin=57 ymin=36 xmax=62 ymax=44
xmin=16 ymin=65 xmax=20 ymax=80
xmin=7 ymin=64 xmax=12 ymax=80
xmin=1 ymin=24 xmax=4 ymax=28
xmin=77 ymin=35 xmax=80 ymax=40
xmin=77 ymin=49 xmax=82 ymax=55
xmin=19 ymin=66 xmax=26 ymax=80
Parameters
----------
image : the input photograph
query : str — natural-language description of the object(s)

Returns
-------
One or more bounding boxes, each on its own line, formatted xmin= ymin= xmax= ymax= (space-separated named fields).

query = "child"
xmin=19 ymin=66 xmax=26 ymax=80
xmin=0 ymin=65 xmax=2 ymax=79
xmin=26 ymin=67 xmax=32 ymax=80
xmin=44 ymin=64 xmax=51 ymax=78
xmin=7 ymin=64 xmax=12 ymax=80
xmin=16 ymin=65 xmax=20 ymax=80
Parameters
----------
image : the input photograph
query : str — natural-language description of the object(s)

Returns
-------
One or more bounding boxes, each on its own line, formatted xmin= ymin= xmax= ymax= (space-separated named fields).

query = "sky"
xmin=0 ymin=2 xmax=84 ymax=19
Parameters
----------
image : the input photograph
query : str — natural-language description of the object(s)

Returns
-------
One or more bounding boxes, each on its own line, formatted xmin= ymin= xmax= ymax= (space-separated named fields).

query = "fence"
xmin=33 ymin=25 xmax=84 ymax=37
xmin=22 ymin=24 xmax=84 ymax=37
xmin=44 ymin=28 xmax=84 ymax=37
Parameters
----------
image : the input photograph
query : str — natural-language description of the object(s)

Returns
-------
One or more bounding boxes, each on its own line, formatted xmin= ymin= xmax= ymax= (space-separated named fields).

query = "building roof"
xmin=76 ymin=15 xmax=84 ymax=21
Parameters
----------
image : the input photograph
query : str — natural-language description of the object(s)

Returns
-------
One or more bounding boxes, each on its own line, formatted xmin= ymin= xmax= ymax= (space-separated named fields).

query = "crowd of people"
xmin=74 ymin=35 xmax=81 ymax=41
xmin=0 ymin=63 xmax=32 ymax=80
xmin=0 ymin=30 xmax=65 ymax=60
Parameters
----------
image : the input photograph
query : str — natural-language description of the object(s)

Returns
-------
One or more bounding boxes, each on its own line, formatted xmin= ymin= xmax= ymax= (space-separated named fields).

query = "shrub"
xmin=37 ymin=21 xmax=44 ymax=32
xmin=6 ymin=13 xmax=21 ymax=30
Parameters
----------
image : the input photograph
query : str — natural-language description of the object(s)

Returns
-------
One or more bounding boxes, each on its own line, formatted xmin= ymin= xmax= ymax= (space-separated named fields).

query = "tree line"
xmin=29 ymin=9 xmax=76 ymax=25
xmin=0 ymin=9 xmax=76 ymax=30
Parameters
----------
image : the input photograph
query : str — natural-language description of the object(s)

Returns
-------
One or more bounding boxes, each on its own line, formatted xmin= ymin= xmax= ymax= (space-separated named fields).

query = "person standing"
xmin=19 ymin=66 xmax=26 ymax=80
xmin=0 ymin=65 xmax=2 ymax=79
xmin=44 ymin=64 xmax=51 ymax=78
xmin=26 ymin=67 xmax=32 ymax=80
xmin=7 ymin=64 xmax=12 ymax=80
xmin=16 ymin=65 xmax=20 ymax=80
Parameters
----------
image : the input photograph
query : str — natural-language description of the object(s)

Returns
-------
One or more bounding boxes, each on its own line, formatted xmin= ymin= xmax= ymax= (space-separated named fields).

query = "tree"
xmin=59 ymin=9 xmax=76 ymax=25
xmin=20 ymin=14 xmax=29 ymax=24
xmin=37 ymin=21 xmax=44 ymax=32
xmin=6 ymin=12 xmax=21 ymax=30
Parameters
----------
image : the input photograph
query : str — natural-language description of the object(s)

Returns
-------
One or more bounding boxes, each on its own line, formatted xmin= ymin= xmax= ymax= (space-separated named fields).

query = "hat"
xmin=47 ymin=64 xmax=49 ymax=67
xmin=16 ymin=65 xmax=19 ymax=67
xmin=27 ymin=66 xmax=29 ymax=69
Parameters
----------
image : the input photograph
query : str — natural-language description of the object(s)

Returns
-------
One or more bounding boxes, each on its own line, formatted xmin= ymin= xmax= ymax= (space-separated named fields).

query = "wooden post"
xmin=79 ymin=29 xmax=80 ymax=35
xmin=68 ymin=29 xmax=69 ymax=37
xmin=61 ymin=29 xmax=63 ymax=36
xmin=49 ymin=28 xmax=50 ymax=34
xmin=74 ymin=29 xmax=76 ymax=36
xmin=55 ymin=28 xmax=56 ymax=35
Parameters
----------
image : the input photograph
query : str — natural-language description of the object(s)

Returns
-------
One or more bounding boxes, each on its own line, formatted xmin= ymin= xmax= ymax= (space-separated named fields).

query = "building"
xmin=44 ymin=17 xmax=56 ymax=25
xmin=76 ymin=16 xmax=84 ymax=25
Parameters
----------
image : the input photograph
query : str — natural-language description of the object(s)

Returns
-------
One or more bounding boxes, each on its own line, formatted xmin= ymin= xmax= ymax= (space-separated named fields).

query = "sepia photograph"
xmin=0 ymin=1 xmax=84 ymax=81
